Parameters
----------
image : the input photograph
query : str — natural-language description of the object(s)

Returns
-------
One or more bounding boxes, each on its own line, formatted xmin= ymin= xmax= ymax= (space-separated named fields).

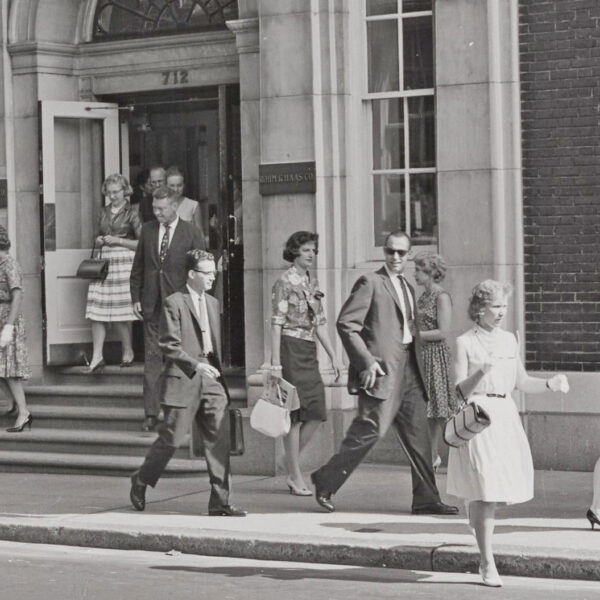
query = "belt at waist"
xmin=472 ymin=392 xmax=506 ymax=398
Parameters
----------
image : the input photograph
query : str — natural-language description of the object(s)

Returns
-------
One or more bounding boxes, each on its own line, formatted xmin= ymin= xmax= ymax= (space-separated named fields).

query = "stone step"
xmin=0 ymin=428 xmax=191 ymax=458
xmin=0 ymin=450 xmax=206 ymax=476
xmin=1 ymin=405 xmax=144 ymax=431
xmin=25 ymin=382 xmax=247 ymax=407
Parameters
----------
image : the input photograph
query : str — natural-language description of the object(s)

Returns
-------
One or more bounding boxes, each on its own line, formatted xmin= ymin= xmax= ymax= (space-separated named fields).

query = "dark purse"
xmin=76 ymin=241 xmax=108 ymax=280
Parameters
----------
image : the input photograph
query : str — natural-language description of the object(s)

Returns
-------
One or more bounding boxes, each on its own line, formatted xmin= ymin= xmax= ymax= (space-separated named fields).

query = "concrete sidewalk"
xmin=0 ymin=465 xmax=597 ymax=581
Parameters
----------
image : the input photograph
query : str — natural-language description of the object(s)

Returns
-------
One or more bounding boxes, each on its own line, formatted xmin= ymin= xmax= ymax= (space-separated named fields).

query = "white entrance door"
xmin=40 ymin=101 xmax=120 ymax=364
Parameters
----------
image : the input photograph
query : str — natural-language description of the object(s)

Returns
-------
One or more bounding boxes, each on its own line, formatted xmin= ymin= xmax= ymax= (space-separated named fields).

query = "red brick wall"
xmin=520 ymin=1 xmax=600 ymax=371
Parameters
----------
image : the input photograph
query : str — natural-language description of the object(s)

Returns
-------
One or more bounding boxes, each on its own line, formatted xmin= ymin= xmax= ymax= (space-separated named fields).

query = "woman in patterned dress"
xmin=0 ymin=225 xmax=32 ymax=432
xmin=269 ymin=231 xmax=342 ymax=495
xmin=85 ymin=174 xmax=142 ymax=372
xmin=414 ymin=251 xmax=457 ymax=470
xmin=447 ymin=280 xmax=569 ymax=586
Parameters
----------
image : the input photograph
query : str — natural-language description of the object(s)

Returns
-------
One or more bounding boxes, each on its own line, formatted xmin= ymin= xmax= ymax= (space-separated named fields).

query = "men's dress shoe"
xmin=129 ymin=474 xmax=147 ymax=512
xmin=310 ymin=473 xmax=335 ymax=512
xmin=208 ymin=505 xmax=247 ymax=517
xmin=412 ymin=502 xmax=459 ymax=515
xmin=141 ymin=416 xmax=157 ymax=432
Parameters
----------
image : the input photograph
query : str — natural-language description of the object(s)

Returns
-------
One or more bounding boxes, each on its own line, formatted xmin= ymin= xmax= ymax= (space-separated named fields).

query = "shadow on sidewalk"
xmin=150 ymin=565 xmax=475 ymax=586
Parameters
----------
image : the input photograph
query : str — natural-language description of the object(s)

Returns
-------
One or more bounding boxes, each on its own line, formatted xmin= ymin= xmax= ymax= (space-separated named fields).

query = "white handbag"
xmin=250 ymin=384 xmax=291 ymax=438
xmin=444 ymin=395 xmax=491 ymax=448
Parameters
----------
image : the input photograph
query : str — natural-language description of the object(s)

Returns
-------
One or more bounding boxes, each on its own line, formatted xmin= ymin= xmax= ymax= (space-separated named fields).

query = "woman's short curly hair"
xmin=283 ymin=231 xmax=319 ymax=263
xmin=468 ymin=279 xmax=513 ymax=322
xmin=413 ymin=251 xmax=447 ymax=283
xmin=102 ymin=173 xmax=133 ymax=198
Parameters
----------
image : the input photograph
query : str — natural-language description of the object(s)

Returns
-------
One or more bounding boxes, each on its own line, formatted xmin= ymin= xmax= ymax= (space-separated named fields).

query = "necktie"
xmin=197 ymin=294 xmax=213 ymax=354
xmin=159 ymin=224 xmax=170 ymax=263
xmin=398 ymin=276 xmax=415 ymax=337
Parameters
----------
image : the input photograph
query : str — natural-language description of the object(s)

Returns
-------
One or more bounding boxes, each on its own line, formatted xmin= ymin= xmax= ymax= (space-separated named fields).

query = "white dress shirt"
xmin=384 ymin=265 xmax=414 ymax=344
xmin=186 ymin=284 xmax=213 ymax=354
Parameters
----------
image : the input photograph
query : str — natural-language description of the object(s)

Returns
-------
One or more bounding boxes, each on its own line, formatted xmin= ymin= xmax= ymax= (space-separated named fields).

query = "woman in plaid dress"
xmin=85 ymin=174 xmax=142 ymax=372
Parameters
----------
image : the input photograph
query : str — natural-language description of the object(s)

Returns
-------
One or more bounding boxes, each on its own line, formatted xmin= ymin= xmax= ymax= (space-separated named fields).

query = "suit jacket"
xmin=130 ymin=219 xmax=206 ymax=317
xmin=336 ymin=267 xmax=428 ymax=402
xmin=158 ymin=286 xmax=225 ymax=407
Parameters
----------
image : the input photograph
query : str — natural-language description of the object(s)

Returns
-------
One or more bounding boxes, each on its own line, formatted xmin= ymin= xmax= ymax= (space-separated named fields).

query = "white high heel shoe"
xmin=286 ymin=477 xmax=312 ymax=496
xmin=479 ymin=564 xmax=503 ymax=587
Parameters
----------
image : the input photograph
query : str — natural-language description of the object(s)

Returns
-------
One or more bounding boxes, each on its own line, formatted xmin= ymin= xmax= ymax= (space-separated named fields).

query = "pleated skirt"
xmin=85 ymin=246 xmax=138 ymax=322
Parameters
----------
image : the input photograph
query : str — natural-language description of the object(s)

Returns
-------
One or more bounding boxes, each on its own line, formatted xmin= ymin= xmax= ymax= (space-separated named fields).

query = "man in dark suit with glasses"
xmin=311 ymin=230 xmax=458 ymax=516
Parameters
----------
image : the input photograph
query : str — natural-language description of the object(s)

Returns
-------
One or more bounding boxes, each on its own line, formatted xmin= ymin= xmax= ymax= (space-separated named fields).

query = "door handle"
xmin=228 ymin=214 xmax=238 ymax=244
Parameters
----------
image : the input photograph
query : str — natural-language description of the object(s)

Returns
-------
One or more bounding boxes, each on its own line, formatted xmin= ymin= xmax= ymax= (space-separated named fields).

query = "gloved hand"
xmin=547 ymin=373 xmax=569 ymax=393
xmin=0 ymin=324 xmax=14 ymax=348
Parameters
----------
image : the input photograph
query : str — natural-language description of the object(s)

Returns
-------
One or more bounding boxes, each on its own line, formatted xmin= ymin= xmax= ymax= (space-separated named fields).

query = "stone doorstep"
xmin=0 ymin=520 xmax=596 ymax=582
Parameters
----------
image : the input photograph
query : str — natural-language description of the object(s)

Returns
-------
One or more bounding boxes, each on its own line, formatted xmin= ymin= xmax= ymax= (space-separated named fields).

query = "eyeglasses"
xmin=192 ymin=269 xmax=217 ymax=276
xmin=383 ymin=247 xmax=409 ymax=257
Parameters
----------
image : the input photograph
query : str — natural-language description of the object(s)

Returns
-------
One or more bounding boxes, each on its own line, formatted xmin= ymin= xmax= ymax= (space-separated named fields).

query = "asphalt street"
xmin=2 ymin=541 xmax=599 ymax=600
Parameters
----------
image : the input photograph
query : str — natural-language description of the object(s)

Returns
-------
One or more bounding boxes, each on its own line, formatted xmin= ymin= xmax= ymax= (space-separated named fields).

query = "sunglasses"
xmin=383 ymin=247 xmax=409 ymax=257
xmin=192 ymin=269 xmax=217 ymax=276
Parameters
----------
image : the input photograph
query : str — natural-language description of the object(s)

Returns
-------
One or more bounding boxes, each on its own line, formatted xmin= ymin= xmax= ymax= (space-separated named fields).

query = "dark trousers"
xmin=312 ymin=348 xmax=441 ymax=508
xmin=143 ymin=313 xmax=163 ymax=418
xmin=137 ymin=374 xmax=231 ymax=510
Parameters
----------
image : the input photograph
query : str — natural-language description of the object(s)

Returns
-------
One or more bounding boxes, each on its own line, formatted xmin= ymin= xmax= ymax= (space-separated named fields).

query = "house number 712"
xmin=162 ymin=70 xmax=189 ymax=85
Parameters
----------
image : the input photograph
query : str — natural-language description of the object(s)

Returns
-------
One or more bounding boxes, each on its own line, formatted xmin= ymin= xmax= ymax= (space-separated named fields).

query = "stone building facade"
xmin=0 ymin=0 xmax=596 ymax=473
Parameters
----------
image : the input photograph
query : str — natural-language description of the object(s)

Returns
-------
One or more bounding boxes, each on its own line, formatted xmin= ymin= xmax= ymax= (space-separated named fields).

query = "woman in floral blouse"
xmin=270 ymin=231 xmax=341 ymax=496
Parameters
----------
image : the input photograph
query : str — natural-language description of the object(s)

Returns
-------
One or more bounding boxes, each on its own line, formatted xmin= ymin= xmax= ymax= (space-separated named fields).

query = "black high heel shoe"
xmin=586 ymin=509 xmax=600 ymax=530
xmin=6 ymin=413 xmax=33 ymax=433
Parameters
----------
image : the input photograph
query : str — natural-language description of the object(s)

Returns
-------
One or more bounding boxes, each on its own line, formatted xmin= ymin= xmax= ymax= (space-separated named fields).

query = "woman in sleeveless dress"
xmin=447 ymin=280 xmax=569 ymax=587
xmin=414 ymin=251 xmax=458 ymax=471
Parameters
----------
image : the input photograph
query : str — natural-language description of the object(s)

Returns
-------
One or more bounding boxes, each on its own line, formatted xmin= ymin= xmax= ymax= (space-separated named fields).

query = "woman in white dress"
xmin=447 ymin=280 xmax=568 ymax=587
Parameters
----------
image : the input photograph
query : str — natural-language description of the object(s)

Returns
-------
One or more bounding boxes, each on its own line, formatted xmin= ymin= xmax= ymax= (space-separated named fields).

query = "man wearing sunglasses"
xmin=129 ymin=249 xmax=246 ymax=517
xmin=311 ymin=231 xmax=458 ymax=516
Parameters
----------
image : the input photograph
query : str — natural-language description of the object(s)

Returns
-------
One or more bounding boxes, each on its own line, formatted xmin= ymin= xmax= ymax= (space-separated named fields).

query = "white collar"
xmin=384 ymin=265 xmax=406 ymax=282
xmin=161 ymin=216 xmax=179 ymax=230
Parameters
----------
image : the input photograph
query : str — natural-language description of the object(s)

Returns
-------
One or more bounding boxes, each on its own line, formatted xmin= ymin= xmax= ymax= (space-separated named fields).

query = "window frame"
xmin=363 ymin=2 xmax=437 ymax=260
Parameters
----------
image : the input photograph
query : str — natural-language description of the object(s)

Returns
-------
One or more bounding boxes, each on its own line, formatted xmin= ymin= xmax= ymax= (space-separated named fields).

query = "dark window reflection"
xmin=367 ymin=20 xmax=400 ymax=92
xmin=403 ymin=16 xmax=433 ymax=90
xmin=402 ymin=0 xmax=432 ymax=12
xmin=408 ymin=96 xmax=435 ymax=168
xmin=373 ymin=174 xmax=405 ymax=246
xmin=373 ymin=99 xmax=405 ymax=170
xmin=410 ymin=173 xmax=437 ymax=245
xmin=367 ymin=0 xmax=398 ymax=16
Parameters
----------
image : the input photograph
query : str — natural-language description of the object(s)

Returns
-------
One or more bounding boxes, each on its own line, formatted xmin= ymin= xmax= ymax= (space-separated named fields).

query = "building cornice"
xmin=226 ymin=18 xmax=259 ymax=54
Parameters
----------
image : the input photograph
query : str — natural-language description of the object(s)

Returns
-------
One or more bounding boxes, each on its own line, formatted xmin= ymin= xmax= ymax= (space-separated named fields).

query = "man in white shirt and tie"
xmin=311 ymin=231 xmax=458 ymax=516
xmin=130 ymin=249 xmax=246 ymax=517
xmin=130 ymin=186 xmax=205 ymax=431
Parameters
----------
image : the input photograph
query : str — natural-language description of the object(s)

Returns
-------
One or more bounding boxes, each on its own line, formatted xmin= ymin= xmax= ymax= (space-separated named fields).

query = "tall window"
xmin=93 ymin=0 xmax=238 ymax=40
xmin=366 ymin=0 xmax=436 ymax=247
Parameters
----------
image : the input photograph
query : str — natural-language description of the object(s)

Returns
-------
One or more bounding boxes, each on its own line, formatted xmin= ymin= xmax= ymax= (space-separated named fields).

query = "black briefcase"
xmin=229 ymin=408 xmax=245 ymax=456
xmin=191 ymin=408 xmax=245 ymax=457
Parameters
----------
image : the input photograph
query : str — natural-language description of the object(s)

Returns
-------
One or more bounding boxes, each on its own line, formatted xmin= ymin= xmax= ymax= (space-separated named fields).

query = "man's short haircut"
xmin=152 ymin=185 xmax=177 ymax=202
xmin=165 ymin=165 xmax=184 ymax=180
xmin=149 ymin=165 xmax=165 ymax=177
xmin=384 ymin=229 xmax=412 ymax=248
xmin=186 ymin=249 xmax=215 ymax=271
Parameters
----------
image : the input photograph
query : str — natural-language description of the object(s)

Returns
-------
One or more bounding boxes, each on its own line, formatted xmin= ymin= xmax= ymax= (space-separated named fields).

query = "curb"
xmin=0 ymin=522 xmax=597 ymax=581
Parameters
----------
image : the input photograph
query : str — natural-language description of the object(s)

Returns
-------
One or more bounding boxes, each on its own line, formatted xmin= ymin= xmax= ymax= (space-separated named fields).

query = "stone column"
xmin=435 ymin=0 xmax=523 ymax=342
